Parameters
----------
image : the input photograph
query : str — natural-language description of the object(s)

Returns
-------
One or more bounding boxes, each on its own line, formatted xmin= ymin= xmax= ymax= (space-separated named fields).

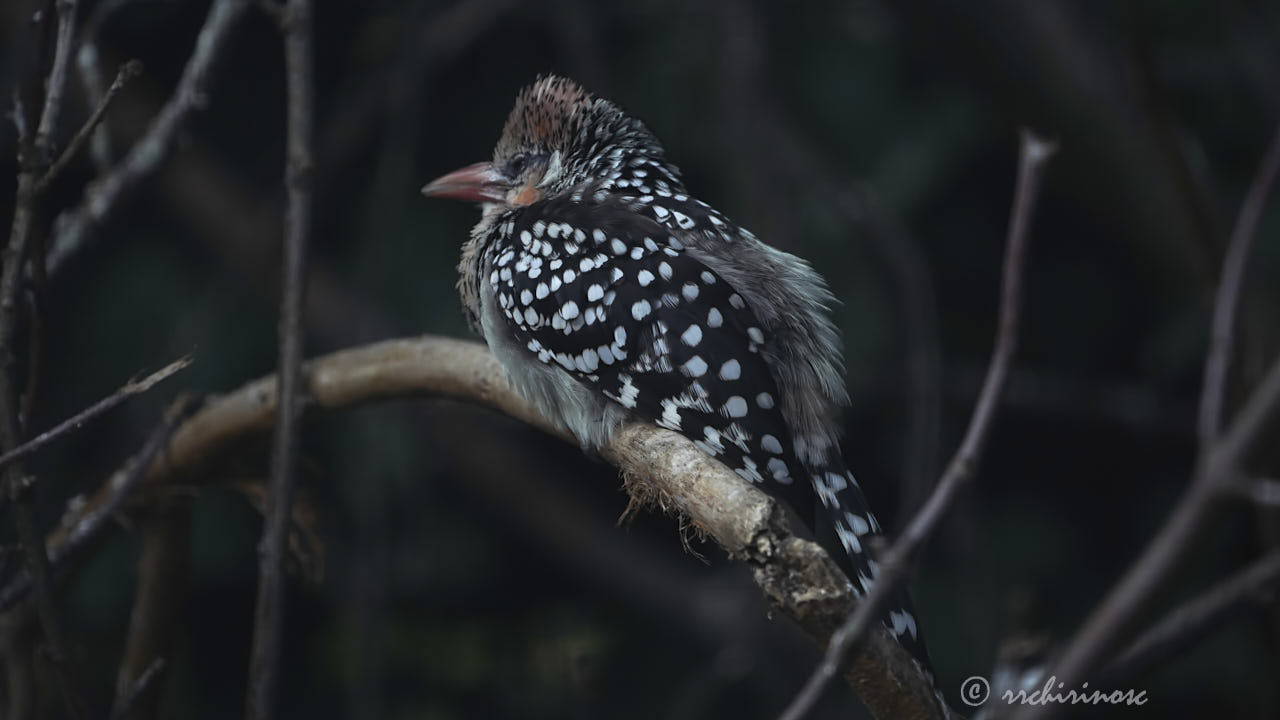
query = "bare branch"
xmin=3 ymin=4 xmax=86 ymax=715
xmin=1198 ymin=120 xmax=1280 ymax=445
xmin=0 ymin=395 xmax=201 ymax=612
xmin=37 ymin=336 xmax=941 ymax=720
xmin=1024 ymin=118 xmax=1280 ymax=720
xmin=110 ymin=657 xmax=167 ymax=720
xmin=35 ymin=60 xmax=144 ymax=196
xmin=0 ymin=355 xmax=190 ymax=474
xmin=1102 ymin=550 xmax=1280 ymax=685
xmin=778 ymin=130 xmax=1056 ymax=720
xmin=33 ymin=0 xmax=80 ymax=162
xmin=247 ymin=0 xmax=314 ymax=717
xmin=46 ymin=0 xmax=253 ymax=275
xmin=1241 ymin=477 xmax=1280 ymax=507
xmin=113 ymin=503 xmax=187 ymax=720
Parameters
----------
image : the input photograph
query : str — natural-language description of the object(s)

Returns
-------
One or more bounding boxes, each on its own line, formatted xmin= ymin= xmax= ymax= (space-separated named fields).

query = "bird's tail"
xmin=807 ymin=458 xmax=933 ymax=670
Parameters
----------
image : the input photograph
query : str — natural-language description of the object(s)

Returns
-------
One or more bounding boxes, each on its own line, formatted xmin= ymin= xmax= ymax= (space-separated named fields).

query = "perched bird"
xmin=422 ymin=75 xmax=929 ymax=667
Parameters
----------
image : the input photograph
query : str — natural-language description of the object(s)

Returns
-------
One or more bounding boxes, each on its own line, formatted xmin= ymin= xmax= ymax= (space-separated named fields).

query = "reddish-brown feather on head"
xmin=495 ymin=74 xmax=594 ymax=160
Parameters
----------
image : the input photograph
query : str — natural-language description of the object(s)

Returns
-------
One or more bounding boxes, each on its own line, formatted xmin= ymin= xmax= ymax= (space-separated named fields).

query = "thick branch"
xmin=37 ymin=336 xmax=942 ymax=720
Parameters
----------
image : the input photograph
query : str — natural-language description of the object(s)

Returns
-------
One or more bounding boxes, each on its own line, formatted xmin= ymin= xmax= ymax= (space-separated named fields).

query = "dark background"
xmin=2 ymin=0 xmax=1278 ymax=717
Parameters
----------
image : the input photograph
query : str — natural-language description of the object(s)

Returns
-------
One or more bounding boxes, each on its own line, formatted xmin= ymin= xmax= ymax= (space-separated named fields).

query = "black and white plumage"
xmin=423 ymin=75 xmax=929 ymax=666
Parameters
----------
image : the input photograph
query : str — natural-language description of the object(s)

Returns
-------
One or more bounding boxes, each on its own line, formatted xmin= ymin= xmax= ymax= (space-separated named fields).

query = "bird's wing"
xmin=486 ymin=195 xmax=813 ymax=514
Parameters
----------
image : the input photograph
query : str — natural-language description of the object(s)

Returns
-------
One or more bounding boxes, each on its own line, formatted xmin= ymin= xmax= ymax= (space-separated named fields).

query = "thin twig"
xmin=1102 ymin=550 xmax=1280 ymax=686
xmin=33 ymin=0 xmax=80 ymax=162
xmin=1198 ymin=120 xmax=1280 ymax=446
xmin=35 ymin=60 xmax=144 ymax=196
xmin=3 ymin=3 xmax=85 ymax=716
xmin=777 ymin=130 xmax=1056 ymax=720
xmin=1241 ymin=477 xmax=1280 ymax=507
xmin=1022 ymin=121 xmax=1280 ymax=720
xmin=45 ymin=0 xmax=253 ymax=275
xmin=75 ymin=0 xmax=134 ymax=173
xmin=0 ymin=355 xmax=190 ymax=473
xmin=0 ymin=394 xmax=201 ymax=612
xmin=109 ymin=657 xmax=166 ymax=720
xmin=246 ymin=1 xmax=313 ymax=717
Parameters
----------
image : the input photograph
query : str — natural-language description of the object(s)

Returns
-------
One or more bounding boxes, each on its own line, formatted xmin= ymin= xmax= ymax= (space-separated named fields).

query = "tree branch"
xmin=1102 ymin=549 xmax=1280 ymax=685
xmin=247 ymin=1 xmax=314 ymax=717
xmin=0 ymin=354 xmax=190 ymax=474
xmin=45 ymin=0 xmax=252 ymax=275
xmin=34 ymin=336 xmax=942 ymax=720
xmin=33 ymin=0 xmax=80 ymax=163
xmin=776 ymin=130 xmax=1055 ymax=720
xmin=1023 ymin=118 xmax=1280 ymax=720
xmin=35 ymin=60 xmax=144 ymax=196
xmin=1197 ymin=120 xmax=1280 ymax=446
xmin=0 ymin=395 xmax=201 ymax=612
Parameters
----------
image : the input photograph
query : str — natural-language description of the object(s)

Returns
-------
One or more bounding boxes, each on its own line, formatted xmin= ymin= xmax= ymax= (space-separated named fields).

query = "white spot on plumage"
xmin=680 ymin=324 xmax=702 ymax=347
xmin=560 ymin=300 xmax=580 ymax=320
xmin=719 ymin=359 xmax=740 ymax=381
xmin=523 ymin=307 xmax=539 ymax=326
xmin=729 ymin=294 xmax=745 ymax=309
xmin=586 ymin=284 xmax=604 ymax=301
xmin=610 ymin=238 xmax=627 ymax=255
xmin=706 ymin=308 xmax=723 ymax=328
xmin=768 ymin=458 xmax=791 ymax=483
xmin=760 ymin=434 xmax=782 ymax=454
xmin=837 ymin=522 xmax=862 ymax=555
xmin=747 ymin=327 xmax=764 ymax=344
xmin=682 ymin=283 xmax=699 ymax=301
xmin=637 ymin=269 xmax=655 ymax=286
xmin=579 ymin=257 xmax=595 ymax=272
xmin=846 ymin=512 xmax=871 ymax=536
xmin=618 ymin=375 xmax=639 ymax=408
xmin=682 ymin=355 xmax=707 ymax=377
xmin=652 ymin=205 xmax=669 ymax=219
xmin=592 ymin=229 xmax=606 ymax=244
xmin=723 ymin=396 xmax=747 ymax=418
xmin=659 ymin=399 xmax=682 ymax=430
xmin=658 ymin=262 xmax=673 ymax=280
xmin=631 ymin=299 xmax=651 ymax=320
xmin=756 ymin=392 xmax=774 ymax=409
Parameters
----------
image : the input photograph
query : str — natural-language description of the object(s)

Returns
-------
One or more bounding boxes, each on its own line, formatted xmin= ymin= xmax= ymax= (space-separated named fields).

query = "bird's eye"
xmin=507 ymin=153 xmax=529 ymax=177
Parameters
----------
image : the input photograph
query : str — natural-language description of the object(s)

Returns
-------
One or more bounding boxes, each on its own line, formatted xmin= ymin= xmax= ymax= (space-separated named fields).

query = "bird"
xmin=422 ymin=75 xmax=930 ymax=668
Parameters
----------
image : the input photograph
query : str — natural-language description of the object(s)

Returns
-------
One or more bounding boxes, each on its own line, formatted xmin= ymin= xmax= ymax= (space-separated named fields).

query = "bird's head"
xmin=422 ymin=75 xmax=671 ymax=208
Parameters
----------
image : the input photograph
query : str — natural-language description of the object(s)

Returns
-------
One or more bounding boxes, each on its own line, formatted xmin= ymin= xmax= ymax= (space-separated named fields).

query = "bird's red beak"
xmin=421 ymin=162 xmax=509 ymax=204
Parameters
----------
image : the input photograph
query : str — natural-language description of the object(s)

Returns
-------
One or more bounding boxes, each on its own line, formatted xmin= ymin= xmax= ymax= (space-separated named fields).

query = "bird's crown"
xmin=493 ymin=75 xmax=672 ymax=193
